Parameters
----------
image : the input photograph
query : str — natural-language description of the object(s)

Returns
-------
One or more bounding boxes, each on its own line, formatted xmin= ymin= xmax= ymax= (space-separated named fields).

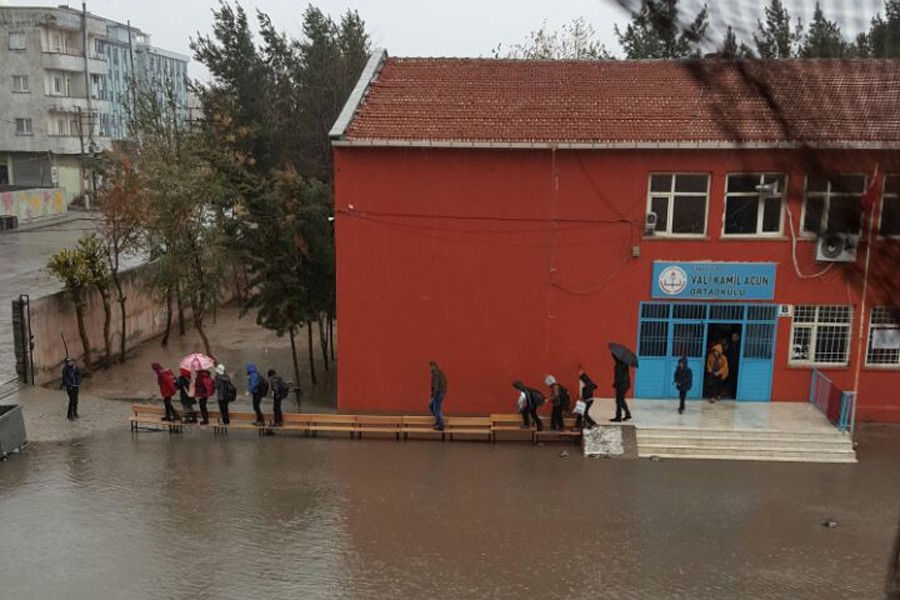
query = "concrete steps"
xmin=636 ymin=426 xmax=857 ymax=463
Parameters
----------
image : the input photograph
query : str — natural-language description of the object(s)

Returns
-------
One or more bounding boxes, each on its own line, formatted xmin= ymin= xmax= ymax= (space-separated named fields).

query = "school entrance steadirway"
xmin=634 ymin=302 xmax=778 ymax=401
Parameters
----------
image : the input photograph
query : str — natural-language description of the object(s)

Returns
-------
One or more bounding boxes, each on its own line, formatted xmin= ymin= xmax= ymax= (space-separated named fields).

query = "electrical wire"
xmin=784 ymin=196 xmax=834 ymax=280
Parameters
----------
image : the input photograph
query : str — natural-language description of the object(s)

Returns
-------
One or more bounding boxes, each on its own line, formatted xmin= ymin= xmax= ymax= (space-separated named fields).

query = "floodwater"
xmin=1 ymin=427 xmax=898 ymax=599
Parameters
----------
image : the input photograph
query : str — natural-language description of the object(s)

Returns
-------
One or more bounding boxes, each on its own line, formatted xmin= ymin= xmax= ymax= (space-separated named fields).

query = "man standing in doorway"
xmin=61 ymin=357 xmax=81 ymax=421
xmin=428 ymin=361 xmax=447 ymax=431
xmin=724 ymin=332 xmax=741 ymax=399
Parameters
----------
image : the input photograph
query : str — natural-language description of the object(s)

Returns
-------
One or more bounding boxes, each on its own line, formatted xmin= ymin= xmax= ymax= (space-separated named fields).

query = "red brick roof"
xmin=341 ymin=57 xmax=900 ymax=147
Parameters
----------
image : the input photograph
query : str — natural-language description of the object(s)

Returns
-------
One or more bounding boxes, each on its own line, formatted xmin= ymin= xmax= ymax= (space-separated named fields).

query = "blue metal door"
xmin=636 ymin=302 xmax=777 ymax=402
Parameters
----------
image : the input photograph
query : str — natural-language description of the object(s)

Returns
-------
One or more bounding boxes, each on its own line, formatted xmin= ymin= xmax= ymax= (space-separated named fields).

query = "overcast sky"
xmin=7 ymin=0 xmax=882 ymax=80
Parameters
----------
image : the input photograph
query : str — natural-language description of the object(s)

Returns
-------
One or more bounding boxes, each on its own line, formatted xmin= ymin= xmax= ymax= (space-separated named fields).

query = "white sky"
xmin=7 ymin=0 xmax=884 ymax=81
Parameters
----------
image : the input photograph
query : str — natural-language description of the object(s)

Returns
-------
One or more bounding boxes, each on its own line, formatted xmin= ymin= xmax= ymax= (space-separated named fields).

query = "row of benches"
xmin=129 ymin=404 xmax=583 ymax=443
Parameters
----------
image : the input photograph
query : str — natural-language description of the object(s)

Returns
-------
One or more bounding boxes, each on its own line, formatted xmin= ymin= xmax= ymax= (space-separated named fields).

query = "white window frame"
xmin=12 ymin=75 xmax=29 ymax=93
xmin=646 ymin=173 xmax=710 ymax=237
xmin=866 ymin=307 xmax=900 ymax=368
xmin=801 ymin=174 xmax=866 ymax=237
xmin=9 ymin=32 xmax=26 ymax=50
xmin=879 ymin=174 xmax=900 ymax=239
xmin=15 ymin=118 xmax=33 ymax=135
xmin=722 ymin=173 xmax=787 ymax=237
xmin=789 ymin=305 xmax=853 ymax=367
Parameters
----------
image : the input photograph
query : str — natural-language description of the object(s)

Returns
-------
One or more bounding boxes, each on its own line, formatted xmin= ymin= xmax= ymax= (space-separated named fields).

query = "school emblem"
xmin=658 ymin=266 xmax=688 ymax=296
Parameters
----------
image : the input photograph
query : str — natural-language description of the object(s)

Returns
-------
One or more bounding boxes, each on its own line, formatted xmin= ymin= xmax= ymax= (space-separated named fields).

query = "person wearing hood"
xmin=513 ymin=380 xmax=544 ymax=431
xmin=267 ymin=369 xmax=288 ymax=426
xmin=175 ymin=368 xmax=196 ymax=423
xmin=611 ymin=355 xmax=632 ymax=422
xmin=706 ymin=343 xmax=728 ymax=402
xmin=214 ymin=364 xmax=235 ymax=425
xmin=152 ymin=363 xmax=178 ymax=422
xmin=544 ymin=375 xmax=570 ymax=431
xmin=195 ymin=369 xmax=214 ymax=425
xmin=60 ymin=357 xmax=81 ymax=421
xmin=576 ymin=370 xmax=598 ymax=430
xmin=247 ymin=363 xmax=265 ymax=425
xmin=674 ymin=357 xmax=693 ymax=415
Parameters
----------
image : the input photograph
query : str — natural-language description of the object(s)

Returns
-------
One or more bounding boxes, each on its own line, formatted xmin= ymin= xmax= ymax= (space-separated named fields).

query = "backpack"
xmin=257 ymin=376 xmax=269 ymax=397
xmin=276 ymin=377 xmax=290 ymax=398
xmin=529 ymin=388 xmax=546 ymax=408
xmin=222 ymin=379 xmax=237 ymax=403
xmin=558 ymin=385 xmax=570 ymax=410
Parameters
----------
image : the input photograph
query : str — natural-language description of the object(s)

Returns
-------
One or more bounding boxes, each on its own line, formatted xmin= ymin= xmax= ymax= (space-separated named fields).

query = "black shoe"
xmin=624 ymin=415 xmax=632 ymax=421
xmin=200 ymin=420 xmax=209 ymax=425
xmin=678 ymin=408 xmax=684 ymax=414
xmin=253 ymin=420 xmax=265 ymax=426
xmin=609 ymin=417 xmax=623 ymax=422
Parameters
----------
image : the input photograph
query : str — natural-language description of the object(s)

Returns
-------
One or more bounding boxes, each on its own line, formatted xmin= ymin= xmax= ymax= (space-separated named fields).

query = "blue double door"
xmin=634 ymin=302 xmax=778 ymax=402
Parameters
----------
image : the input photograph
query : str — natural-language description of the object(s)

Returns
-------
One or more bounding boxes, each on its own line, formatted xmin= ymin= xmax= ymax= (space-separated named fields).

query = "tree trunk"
xmin=161 ymin=286 xmax=173 ymax=347
xmin=195 ymin=312 xmax=213 ymax=357
xmin=318 ymin=313 xmax=329 ymax=372
xmin=74 ymin=297 xmax=92 ymax=375
xmin=176 ymin=284 xmax=186 ymax=336
xmin=307 ymin=320 xmax=317 ymax=385
xmin=289 ymin=325 xmax=301 ymax=411
xmin=98 ymin=290 xmax=112 ymax=368
xmin=112 ymin=272 xmax=127 ymax=363
xmin=328 ymin=311 xmax=335 ymax=361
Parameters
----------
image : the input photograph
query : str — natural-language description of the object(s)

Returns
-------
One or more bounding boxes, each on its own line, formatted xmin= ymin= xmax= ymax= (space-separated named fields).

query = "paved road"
xmin=0 ymin=215 xmax=100 ymax=382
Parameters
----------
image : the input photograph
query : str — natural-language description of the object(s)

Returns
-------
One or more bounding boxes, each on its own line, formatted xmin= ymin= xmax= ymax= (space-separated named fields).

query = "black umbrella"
xmin=608 ymin=342 xmax=639 ymax=368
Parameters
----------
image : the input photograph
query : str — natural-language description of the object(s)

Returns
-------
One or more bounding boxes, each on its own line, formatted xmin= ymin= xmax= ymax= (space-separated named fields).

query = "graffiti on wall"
xmin=0 ymin=188 xmax=66 ymax=223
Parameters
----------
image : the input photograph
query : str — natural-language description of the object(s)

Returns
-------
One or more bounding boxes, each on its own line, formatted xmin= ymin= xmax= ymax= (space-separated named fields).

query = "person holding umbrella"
xmin=608 ymin=343 xmax=636 ymax=422
xmin=175 ymin=368 xmax=196 ymax=423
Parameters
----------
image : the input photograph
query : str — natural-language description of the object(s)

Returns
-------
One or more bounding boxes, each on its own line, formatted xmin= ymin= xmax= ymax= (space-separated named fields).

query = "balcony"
xmin=46 ymin=96 xmax=111 ymax=114
xmin=42 ymin=49 xmax=108 ymax=74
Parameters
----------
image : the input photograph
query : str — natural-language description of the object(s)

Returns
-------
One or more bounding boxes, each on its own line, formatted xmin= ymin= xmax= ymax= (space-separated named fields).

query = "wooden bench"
xmin=129 ymin=404 xmax=186 ymax=433
xmin=444 ymin=416 xmax=494 ymax=442
xmin=490 ymin=413 xmax=535 ymax=441
xmin=401 ymin=415 xmax=445 ymax=440
xmin=356 ymin=415 xmax=402 ymax=440
xmin=533 ymin=417 xmax=582 ymax=443
xmin=307 ymin=414 xmax=358 ymax=438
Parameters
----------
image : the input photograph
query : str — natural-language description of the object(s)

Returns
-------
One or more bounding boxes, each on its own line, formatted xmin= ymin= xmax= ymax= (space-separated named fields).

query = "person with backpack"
xmin=544 ymin=375 xmax=570 ymax=431
xmin=576 ymin=370 xmax=599 ymax=430
xmin=674 ymin=356 xmax=693 ymax=414
xmin=152 ymin=363 xmax=178 ymax=422
xmin=175 ymin=368 xmax=196 ymax=423
xmin=195 ymin=369 xmax=214 ymax=425
xmin=267 ymin=369 xmax=288 ymax=426
xmin=247 ymin=363 xmax=266 ymax=425
xmin=513 ymin=380 xmax=544 ymax=431
xmin=61 ymin=357 xmax=81 ymax=421
xmin=214 ymin=364 xmax=235 ymax=425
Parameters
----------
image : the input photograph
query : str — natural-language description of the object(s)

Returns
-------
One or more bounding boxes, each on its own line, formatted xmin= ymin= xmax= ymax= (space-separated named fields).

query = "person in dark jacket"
xmin=513 ymin=380 xmax=544 ymax=431
xmin=61 ymin=357 xmax=81 ymax=421
xmin=724 ymin=332 xmax=741 ymax=399
xmin=214 ymin=364 xmax=233 ymax=425
xmin=674 ymin=356 xmax=693 ymax=415
xmin=267 ymin=369 xmax=287 ymax=426
xmin=576 ymin=370 xmax=598 ymax=430
xmin=611 ymin=355 xmax=632 ymax=422
xmin=428 ymin=361 xmax=447 ymax=431
xmin=152 ymin=363 xmax=178 ymax=421
xmin=195 ymin=369 xmax=214 ymax=425
xmin=247 ymin=363 xmax=264 ymax=425
xmin=175 ymin=368 xmax=196 ymax=423
xmin=544 ymin=375 xmax=569 ymax=431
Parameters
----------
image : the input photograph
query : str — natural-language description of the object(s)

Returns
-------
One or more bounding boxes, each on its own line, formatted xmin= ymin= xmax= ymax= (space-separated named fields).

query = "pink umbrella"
xmin=180 ymin=353 xmax=215 ymax=372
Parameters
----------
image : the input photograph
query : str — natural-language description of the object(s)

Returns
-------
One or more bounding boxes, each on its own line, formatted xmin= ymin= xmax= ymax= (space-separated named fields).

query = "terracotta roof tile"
xmin=343 ymin=58 xmax=900 ymax=145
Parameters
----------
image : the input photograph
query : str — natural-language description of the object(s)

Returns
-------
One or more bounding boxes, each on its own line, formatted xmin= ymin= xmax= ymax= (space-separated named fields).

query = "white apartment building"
xmin=0 ymin=5 xmax=189 ymax=202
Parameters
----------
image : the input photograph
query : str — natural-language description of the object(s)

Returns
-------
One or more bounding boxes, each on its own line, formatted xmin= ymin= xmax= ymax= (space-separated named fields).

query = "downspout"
xmin=81 ymin=2 xmax=94 ymax=208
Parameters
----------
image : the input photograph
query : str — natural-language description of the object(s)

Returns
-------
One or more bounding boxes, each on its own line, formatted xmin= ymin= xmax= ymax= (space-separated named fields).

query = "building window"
xmin=802 ymin=174 xmax=866 ymax=235
xmin=15 ymin=118 xmax=33 ymax=135
xmin=790 ymin=305 xmax=853 ymax=366
xmin=647 ymin=173 xmax=709 ymax=236
xmin=880 ymin=175 xmax=900 ymax=237
xmin=12 ymin=75 xmax=29 ymax=93
xmin=723 ymin=173 xmax=786 ymax=236
xmin=9 ymin=32 xmax=26 ymax=50
xmin=866 ymin=307 xmax=900 ymax=367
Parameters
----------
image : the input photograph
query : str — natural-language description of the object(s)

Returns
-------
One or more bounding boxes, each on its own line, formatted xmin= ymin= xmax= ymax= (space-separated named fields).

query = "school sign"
xmin=651 ymin=262 xmax=777 ymax=300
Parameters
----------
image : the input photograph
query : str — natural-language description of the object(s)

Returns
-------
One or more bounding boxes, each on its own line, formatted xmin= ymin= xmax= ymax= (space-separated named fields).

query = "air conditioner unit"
xmin=816 ymin=233 xmax=859 ymax=263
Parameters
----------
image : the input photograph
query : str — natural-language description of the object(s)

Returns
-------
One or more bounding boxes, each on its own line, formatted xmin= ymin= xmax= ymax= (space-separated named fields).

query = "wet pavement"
xmin=0 ymin=215 xmax=100 ymax=382
xmin=0 ymin=424 xmax=897 ymax=599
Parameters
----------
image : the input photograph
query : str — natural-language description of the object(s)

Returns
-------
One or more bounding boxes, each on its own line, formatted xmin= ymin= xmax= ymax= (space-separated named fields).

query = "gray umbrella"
xmin=608 ymin=342 xmax=639 ymax=368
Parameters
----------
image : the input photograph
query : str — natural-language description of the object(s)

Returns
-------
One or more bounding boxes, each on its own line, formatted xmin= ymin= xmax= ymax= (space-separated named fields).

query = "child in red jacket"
xmin=152 ymin=363 xmax=178 ymax=421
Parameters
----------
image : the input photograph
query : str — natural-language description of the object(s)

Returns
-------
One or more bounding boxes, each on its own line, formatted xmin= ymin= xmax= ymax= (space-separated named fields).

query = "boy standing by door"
xmin=674 ymin=357 xmax=693 ymax=414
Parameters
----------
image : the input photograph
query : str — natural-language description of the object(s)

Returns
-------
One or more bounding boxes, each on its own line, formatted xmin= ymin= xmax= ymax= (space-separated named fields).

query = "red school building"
xmin=330 ymin=53 xmax=900 ymax=423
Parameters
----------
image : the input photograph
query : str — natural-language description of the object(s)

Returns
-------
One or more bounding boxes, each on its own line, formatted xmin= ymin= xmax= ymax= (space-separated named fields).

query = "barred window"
xmin=802 ymin=174 xmax=865 ymax=235
xmin=647 ymin=173 xmax=709 ymax=236
xmin=790 ymin=305 xmax=852 ymax=366
xmin=881 ymin=175 xmax=900 ymax=237
xmin=866 ymin=307 xmax=900 ymax=367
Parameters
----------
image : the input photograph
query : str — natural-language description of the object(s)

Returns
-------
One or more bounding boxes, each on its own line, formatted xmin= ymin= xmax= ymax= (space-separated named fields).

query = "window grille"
xmin=866 ymin=307 xmax=900 ymax=367
xmin=790 ymin=305 xmax=852 ymax=366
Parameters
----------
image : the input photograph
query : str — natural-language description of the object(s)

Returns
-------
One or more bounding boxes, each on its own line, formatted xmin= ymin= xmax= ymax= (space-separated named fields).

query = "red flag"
xmin=861 ymin=163 xmax=880 ymax=212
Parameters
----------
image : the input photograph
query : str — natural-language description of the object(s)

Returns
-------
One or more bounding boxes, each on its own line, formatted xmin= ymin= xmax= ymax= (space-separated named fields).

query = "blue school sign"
xmin=651 ymin=262 xmax=777 ymax=300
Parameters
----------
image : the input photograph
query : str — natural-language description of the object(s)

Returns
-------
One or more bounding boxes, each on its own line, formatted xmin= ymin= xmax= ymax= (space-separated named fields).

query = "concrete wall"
xmin=0 ymin=187 xmax=66 ymax=223
xmin=28 ymin=265 xmax=168 ymax=385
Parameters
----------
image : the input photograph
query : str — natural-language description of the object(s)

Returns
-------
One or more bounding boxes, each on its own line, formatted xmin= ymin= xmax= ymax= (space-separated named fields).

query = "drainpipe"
xmin=81 ymin=2 xmax=94 ymax=208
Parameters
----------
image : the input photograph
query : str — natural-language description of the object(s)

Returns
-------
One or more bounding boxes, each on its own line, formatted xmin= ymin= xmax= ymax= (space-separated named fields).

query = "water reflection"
xmin=0 ymin=429 xmax=897 ymax=599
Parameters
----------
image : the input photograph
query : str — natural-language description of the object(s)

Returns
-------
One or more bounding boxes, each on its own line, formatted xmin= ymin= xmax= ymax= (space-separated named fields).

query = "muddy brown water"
xmin=1 ymin=426 xmax=898 ymax=599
